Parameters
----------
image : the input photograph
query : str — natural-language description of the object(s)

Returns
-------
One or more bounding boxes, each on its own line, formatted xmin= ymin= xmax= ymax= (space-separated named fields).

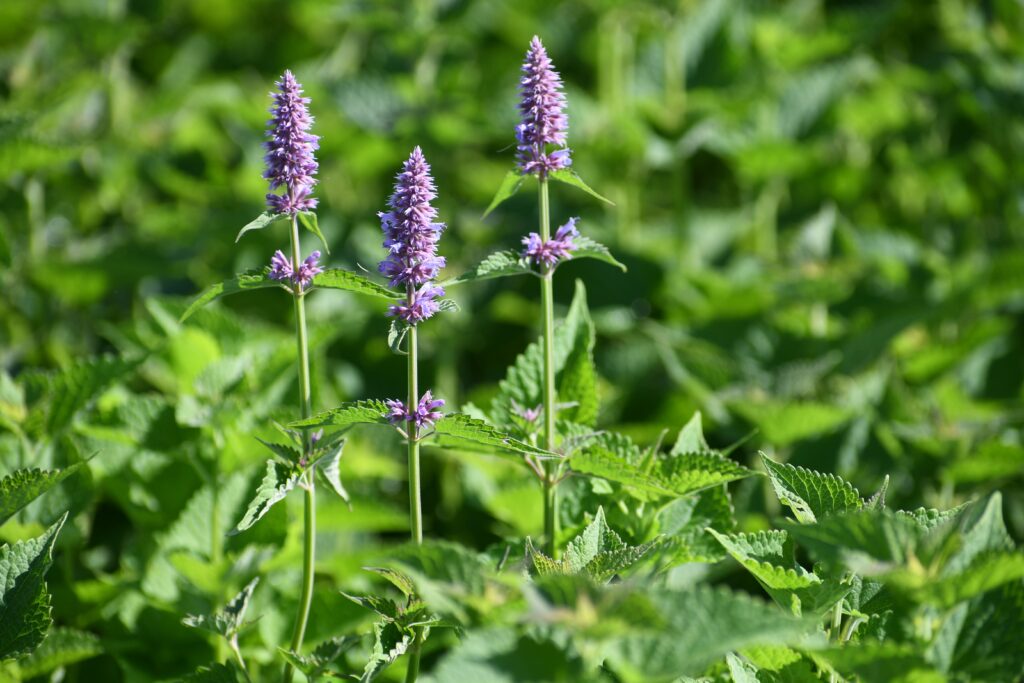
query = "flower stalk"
xmin=539 ymin=179 xmax=559 ymax=557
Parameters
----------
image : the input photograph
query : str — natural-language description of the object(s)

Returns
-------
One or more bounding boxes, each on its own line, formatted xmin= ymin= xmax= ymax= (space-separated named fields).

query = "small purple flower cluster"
xmin=269 ymin=249 xmax=323 ymax=290
xmin=264 ymin=70 xmax=320 ymax=215
xmin=386 ymin=391 xmax=446 ymax=432
xmin=379 ymin=147 xmax=447 ymax=325
xmin=516 ymin=36 xmax=571 ymax=177
xmin=522 ymin=217 xmax=580 ymax=269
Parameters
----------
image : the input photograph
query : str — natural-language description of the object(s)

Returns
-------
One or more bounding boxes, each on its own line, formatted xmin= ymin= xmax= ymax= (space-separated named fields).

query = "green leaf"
xmin=482 ymin=169 xmax=525 ymax=217
xmin=360 ymin=620 xmax=411 ymax=683
xmin=572 ymin=437 xmax=753 ymax=500
xmin=182 ymin=662 xmax=244 ymax=682
xmin=289 ymin=400 xmax=392 ymax=430
xmin=444 ymin=249 xmax=531 ymax=286
xmin=298 ymin=210 xmax=330 ymax=253
xmin=761 ymin=454 xmax=863 ymax=523
xmin=0 ymin=462 xmax=87 ymax=526
xmin=26 ymin=355 xmax=139 ymax=435
xmin=234 ymin=211 xmax=287 ymax=243
xmin=180 ymin=271 xmax=283 ymax=322
xmin=313 ymin=268 xmax=399 ymax=299
xmin=527 ymin=508 xmax=657 ymax=582
xmin=548 ymin=169 xmax=614 ymax=205
xmin=731 ymin=400 xmax=853 ymax=445
xmin=557 ymin=285 xmax=598 ymax=426
xmin=780 ymin=509 xmax=921 ymax=573
xmin=571 ymin=235 xmax=627 ymax=272
xmin=229 ymin=461 xmax=298 ymax=535
xmin=604 ymin=586 xmax=815 ymax=682
xmin=657 ymin=485 xmax=737 ymax=564
xmin=313 ymin=440 xmax=349 ymax=503
xmin=364 ymin=567 xmax=417 ymax=598
xmin=708 ymin=529 xmax=849 ymax=616
xmin=432 ymin=413 xmax=559 ymax=460
xmin=428 ymin=628 xmax=588 ymax=682
xmin=278 ymin=636 xmax=359 ymax=680
xmin=182 ymin=577 xmax=259 ymax=638
xmin=388 ymin=319 xmax=409 ymax=355
xmin=11 ymin=627 xmax=102 ymax=678
xmin=0 ymin=513 xmax=68 ymax=661
xmin=671 ymin=411 xmax=710 ymax=455
xmin=490 ymin=280 xmax=597 ymax=428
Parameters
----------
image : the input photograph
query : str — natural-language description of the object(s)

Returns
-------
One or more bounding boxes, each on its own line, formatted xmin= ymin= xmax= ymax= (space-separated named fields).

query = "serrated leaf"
xmin=444 ymin=249 xmax=531 ymax=286
xmin=278 ymin=636 xmax=358 ymax=679
xmin=229 ymin=461 xmax=298 ymax=535
xmin=289 ymin=400 xmax=392 ymax=430
xmin=298 ymin=210 xmax=330 ymax=254
xmin=360 ymin=620 xmax=411 ymax=683
xmin=256 ymin=437 xmax=300 ymax=464
xmin=780 ymin=509 xmax=921 ymax=573
xmin=313 ymin=268 xmax=399 ymax=299
xmin=432 ymin=413 xmax=559 ymax=460
xmin=364 ymin=567 xmax=416 ymax=598
xmin=12 ymin=627 xmax=102 ymax=678
xmin=182 ymin=577 xmax=259 ymax=638
xmin=527 ymin=508 xmax=656 ymax=582
xmin=313 ymin=440 xmax=349 ymax=502
xmin=0 ymin=462 xmax=87 ymax=526
xmin=490 ymin=280 xmax=597 ymax=428
xmin=482 ymin=169 xmax=525 ymax=217
xmin=761 ymin=454 xmax=862 ymax=523
xmin=548 ymin=169 xmax=614 ymax=205
xmin=708 ymin=529 xmax=849 ymax=616
xmin=0 ymin=513 xmax=67 ymax=661
xmin=657 ymin=485 xmax=737 ymax=564
xmin=180 ymin=271 xmax=283 ymax=322
xmin=343 ymin=593 xmax=403 ymax=620
xmin=571 ymin=235 xmax=627 ymax=271
xmin=234 ymin=210 xmax=287 ymax=242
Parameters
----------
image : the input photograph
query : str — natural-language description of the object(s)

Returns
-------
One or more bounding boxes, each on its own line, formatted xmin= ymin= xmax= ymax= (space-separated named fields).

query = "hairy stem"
xmin=406 ymin=321 xmax=424 ymax=681
xmin=284 ymin=214 xmax=316 ymax=683
xmin=539 ymin=178 xmax=559 ymax=557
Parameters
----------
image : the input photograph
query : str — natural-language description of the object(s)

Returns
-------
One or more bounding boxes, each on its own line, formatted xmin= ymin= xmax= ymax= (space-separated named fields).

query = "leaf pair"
xmin=526 ymin=507 xmax=658 ymax=582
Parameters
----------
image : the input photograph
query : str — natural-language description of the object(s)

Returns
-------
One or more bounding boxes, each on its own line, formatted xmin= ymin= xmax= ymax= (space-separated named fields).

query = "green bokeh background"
xmin=3 ymin=0 xmax=1024 ymax=678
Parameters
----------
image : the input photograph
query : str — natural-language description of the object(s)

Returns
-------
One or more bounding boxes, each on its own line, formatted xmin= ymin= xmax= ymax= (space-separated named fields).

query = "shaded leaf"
xmin=482 ymin=169 xmax=525 ymax=217
xmin=229 ymin=461 xmax=298 ymax=535
xmin=549 ymin=169 xmax=614 ymax=205
xmin=0 ymin=462 xmax=87 ymax=526
xmin=180 ymin=271 xmax=283 ymax=323
xmin=298 ymin=210 xmax=330 ymax=254
xmin=234 ymin=211 xmax=287 ymax=243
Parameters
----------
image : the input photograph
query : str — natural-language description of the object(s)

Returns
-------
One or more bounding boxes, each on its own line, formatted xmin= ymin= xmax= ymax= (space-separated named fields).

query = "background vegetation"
xmin=2 ymin=0 xmax=1023 ymax=680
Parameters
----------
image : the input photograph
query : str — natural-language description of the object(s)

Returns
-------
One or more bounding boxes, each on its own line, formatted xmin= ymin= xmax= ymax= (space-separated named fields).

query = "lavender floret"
xmin=379 ymin=147 xmax=447 ymax=324
xmin=516 ymin=36 xmax=571 ymax=177
xmin=264 ymin=70 xmax=319 ymax=215
xmin=267 ymin=249 xmax=322 ymax=290
xmin=522 ymin=217 xmax=580 ymax=269
xmin=385 ymin=391 xmax=446 ymax=432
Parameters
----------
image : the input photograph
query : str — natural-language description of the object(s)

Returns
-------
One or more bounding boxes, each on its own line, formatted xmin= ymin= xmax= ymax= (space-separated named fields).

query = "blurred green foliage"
xmin=2 ymin=0 xmax=1024 ymax=680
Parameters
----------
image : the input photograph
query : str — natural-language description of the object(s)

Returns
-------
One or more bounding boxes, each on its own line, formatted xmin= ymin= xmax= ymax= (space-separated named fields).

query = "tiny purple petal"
xmin=269 ymin=250 xmax=293 ymax=281
xmin=521 ymin=217 xmax=580 ymax=269
xmin=387 ymin=283 xmax=445 ymax=325
xmin=383 ymin=391 xmax=445 ymax=433
xmin=385 ymin=399 xmax=409 ymax=427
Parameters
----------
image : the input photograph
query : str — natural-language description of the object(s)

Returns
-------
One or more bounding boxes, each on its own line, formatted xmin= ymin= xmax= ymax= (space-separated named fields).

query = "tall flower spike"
xmin=516 ymin=36 xmax=571 ymax=177
xmin=264 ymin=70 xmax=320 ymax=214
xmin=379 ymin=147 xmax=446 ymax=324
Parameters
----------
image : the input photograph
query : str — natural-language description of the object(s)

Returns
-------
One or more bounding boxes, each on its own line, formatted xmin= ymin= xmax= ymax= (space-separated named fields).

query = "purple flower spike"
xmin=516 ymin=36 xmax=571 ymax=177
xmin=384 ymin=391 xmax=446 ymax=433
xmin=523 ymin=217 xmax=580 ymax=269
xmin=267 ymin=249 xmax=322 ymax=290
xmin=379 ymin=147 xmax=447 ymax=323
xmin=387 ymin=284 xmax=445 ymax=325
xmin=264 ymin=70 xmax=319 ymax=214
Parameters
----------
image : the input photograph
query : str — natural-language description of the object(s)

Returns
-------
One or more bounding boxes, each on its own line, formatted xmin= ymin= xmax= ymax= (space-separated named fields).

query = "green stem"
xmin=539 ymin=178 xmax=559 ymax=557
xmin=405 ymin=322 xmax=424 ymax=681
xmin=230 ymin=638 xmax=254 ymax=683
xmin=408 ymin=323 xmax=423 ymax=544
xmin=284 ymin=215 xmax=316 ymax=683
